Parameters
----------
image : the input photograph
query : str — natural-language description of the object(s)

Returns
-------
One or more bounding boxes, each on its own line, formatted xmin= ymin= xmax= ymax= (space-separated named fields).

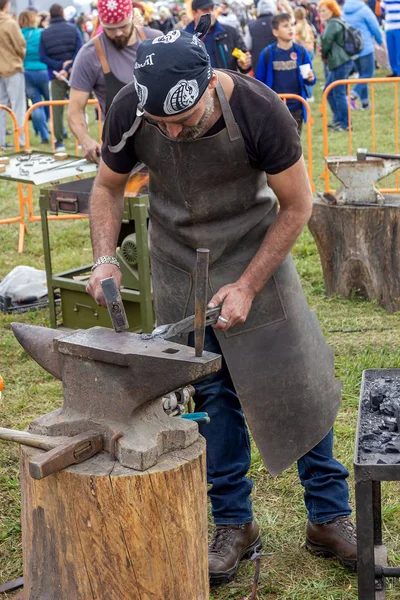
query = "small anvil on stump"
xmin=309 ymin=155 xmax=400 ymax=313
xmin=10 ymin=323 xmax=221 ymax=600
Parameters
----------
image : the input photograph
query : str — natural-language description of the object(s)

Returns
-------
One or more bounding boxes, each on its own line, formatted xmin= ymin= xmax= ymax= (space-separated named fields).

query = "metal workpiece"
xmin=324 ymin=155 xmax=400 ymax=205
xmin=11 ymin=323 xmax=221 ymax=472
xmin=354 ymin=369 xmax=400 ymax=600
xmin=194 ymin=248 xmax=210 ymax=358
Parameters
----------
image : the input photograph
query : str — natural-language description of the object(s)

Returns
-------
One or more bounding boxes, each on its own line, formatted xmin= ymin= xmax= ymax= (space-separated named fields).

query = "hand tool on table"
xmin=0 ymin=428 xmax=103 ymax=479
xmin=357 ymin=148 xmax=400 ymax=161
xmin=33 ymin=157 xmax=90 ymax=174
xmin=101 ymin=276 xmax=129 ymax=332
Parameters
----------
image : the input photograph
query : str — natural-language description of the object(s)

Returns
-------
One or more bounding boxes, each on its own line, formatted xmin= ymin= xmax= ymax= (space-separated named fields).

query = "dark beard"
xmin=108 ymin=23 xmax=134 ymax=50
xmin=161 ymin=92 xmax=215 ymax=142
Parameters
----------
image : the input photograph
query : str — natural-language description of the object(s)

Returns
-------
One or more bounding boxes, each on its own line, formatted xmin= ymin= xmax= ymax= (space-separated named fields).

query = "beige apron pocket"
xmin=209 ymin=260 xmax=286 ymax=338
xmin=150 ymin=252 xmax=193 ymax=326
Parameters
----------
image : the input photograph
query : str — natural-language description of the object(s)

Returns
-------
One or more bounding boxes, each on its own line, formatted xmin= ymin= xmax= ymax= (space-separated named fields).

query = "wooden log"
xmin=308 ymin=197 xmax=400 ymax=313
xmin=20 ymin=438 xmax=208 ymax=600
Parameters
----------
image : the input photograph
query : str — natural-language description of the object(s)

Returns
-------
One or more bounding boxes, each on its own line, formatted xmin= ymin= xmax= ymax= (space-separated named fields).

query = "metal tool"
xmin=357 ymin=148 xmax=400 ymax=161
xmin=0 ymin=428 xmax=103 ymax=479
xmin=11 ymin=322 xmax=221 ymax=472
xmin=194 ymin=248 xmax=210 ymax=357
xmin=324 ymin=154 xmax=400 ymax=204
xmin=101 ymin=276 xmax=129 ymax=332
xmin=151 ymin=306 xmax=221 ymax=340
xmin=33 ymin=157 xmax=89 ymax=175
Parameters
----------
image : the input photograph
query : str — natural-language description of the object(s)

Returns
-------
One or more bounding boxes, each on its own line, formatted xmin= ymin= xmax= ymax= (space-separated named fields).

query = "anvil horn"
xmin=11 ymin=323 xmax=63 ymax=380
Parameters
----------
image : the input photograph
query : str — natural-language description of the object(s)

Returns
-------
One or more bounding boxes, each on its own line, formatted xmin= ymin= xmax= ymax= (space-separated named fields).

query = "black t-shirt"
xmin=101 ymin=70 xmax=302 ymax=176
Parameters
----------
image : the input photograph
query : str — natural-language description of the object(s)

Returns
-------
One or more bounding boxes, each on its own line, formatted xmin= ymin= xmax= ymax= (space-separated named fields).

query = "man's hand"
xmin=86 ymin=264 xmax=122 ymax=308
xmin=307 ymin=70 xmax=315 ymax=81
xmin=57 ymin=69 xmax=69 ymax=81
xmin=208 ymin=281 xmax=255 ymax=331
xmin=63 ymin=59 xmax=73 ymax=70
xmin=239 ymin=51 xmax=252 ymax=70
xmin=83 ymin=137 xmax=101 ymax=163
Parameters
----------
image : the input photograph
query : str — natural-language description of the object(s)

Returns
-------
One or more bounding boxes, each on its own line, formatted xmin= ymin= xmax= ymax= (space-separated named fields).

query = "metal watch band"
xmin=91 ymin=256 xmax=120 ymax=272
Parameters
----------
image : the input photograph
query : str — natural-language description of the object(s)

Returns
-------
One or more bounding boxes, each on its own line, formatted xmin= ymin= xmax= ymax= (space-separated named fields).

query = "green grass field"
xmin=1 ymin=59 xmax=400 ymax=599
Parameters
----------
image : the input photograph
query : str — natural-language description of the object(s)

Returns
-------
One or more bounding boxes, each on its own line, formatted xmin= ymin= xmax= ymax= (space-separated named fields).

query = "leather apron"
xmin=131 ymin=80 xmax=342 ymax=476
xmin=93 ymin=27 xmax=147 ymax=115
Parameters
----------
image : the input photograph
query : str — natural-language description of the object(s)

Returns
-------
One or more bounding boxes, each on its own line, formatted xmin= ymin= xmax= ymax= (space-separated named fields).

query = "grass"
xmin=1 ymin=57 xmax=400 ymax=599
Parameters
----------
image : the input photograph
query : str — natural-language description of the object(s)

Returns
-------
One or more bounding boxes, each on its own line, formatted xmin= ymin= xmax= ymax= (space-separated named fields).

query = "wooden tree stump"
xmin=308 ymin=197 xmax=400 ymax=313
xmin=20 ymin=438 xmax=208 ymax=600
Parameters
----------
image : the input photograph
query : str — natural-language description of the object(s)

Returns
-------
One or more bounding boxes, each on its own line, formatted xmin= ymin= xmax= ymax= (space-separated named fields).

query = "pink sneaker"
xmin=349 ymin=97 xmax=358 ymax=110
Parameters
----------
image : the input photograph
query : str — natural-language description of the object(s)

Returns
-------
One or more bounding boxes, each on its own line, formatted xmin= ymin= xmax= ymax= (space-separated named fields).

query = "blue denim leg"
xmin=325 ymin=70 xmax=339 ymax=123
xmin=353 ymin=53 xmax=375 ymax=104
xmin=24 ymin=70 xmax=49 ymax=142
xmin=297 ymin=429 xmax=352 ymax=524
xmin=36 ymin=69 xmax=50 ymax=121
xmin=386 ymin=29 xmax=400 ymax=76
xmin=330 ymin=61 xmax=353 ymax=127
xmin=188 ymin=327 xmax=253 ymax=525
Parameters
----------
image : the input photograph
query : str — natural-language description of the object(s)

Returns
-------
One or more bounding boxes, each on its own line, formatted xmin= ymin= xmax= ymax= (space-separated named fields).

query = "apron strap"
xmin=108 ymin=115 xmax=143 ymax=153
xmin=136 ymin=26 xmax=147 ymax=41
xmin=93 ymin=35 xmax=110 ymax=75
xmin=215 ymin=81 xmax=241 ymax=143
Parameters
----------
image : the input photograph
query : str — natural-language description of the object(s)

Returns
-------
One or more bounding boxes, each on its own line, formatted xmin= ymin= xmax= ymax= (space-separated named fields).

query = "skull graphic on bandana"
xmin=163 ymin=79 xmax=199 ymax=115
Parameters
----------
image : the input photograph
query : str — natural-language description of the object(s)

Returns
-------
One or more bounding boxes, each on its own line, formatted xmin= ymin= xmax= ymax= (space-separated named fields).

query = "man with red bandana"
xmin=68 ymin=0 xmax=158 ymax=162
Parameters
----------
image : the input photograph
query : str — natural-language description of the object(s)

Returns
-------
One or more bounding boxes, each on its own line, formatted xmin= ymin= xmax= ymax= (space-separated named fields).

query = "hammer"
xmin=357 ymin=148 xmax=400 ymax=161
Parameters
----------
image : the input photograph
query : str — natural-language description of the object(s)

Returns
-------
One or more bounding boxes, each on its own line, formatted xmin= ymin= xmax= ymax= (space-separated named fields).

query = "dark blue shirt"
xmin=271 ymin=46 xmax=302 ymax=112
xmin=185 ymin=20 xmax=225 ymax=68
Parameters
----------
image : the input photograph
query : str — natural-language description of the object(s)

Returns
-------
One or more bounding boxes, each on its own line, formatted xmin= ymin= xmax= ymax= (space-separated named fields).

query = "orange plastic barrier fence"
xmin=0 ymin=104 xmax=26 ymax=252
xmin=279 ymin=93 xmax=314 ymax=191
xmin=321 ymin=77 xmax=400 ymax=193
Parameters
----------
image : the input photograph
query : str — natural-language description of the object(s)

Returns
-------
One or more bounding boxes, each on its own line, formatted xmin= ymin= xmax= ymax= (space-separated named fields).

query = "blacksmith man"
xmin=87 ymin=29 xmax=357 ymax=584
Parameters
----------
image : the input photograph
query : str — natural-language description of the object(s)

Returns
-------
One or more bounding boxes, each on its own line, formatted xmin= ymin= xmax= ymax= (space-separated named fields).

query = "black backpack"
xmin=332 ymin=18 xmax=364 ymax=57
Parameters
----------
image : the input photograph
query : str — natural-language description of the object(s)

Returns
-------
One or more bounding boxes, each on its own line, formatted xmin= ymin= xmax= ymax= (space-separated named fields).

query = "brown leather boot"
xmin=208 ymin=521 xmax=262 ymax=585
xmin=306 ymin=516 xmax=357 ymax=570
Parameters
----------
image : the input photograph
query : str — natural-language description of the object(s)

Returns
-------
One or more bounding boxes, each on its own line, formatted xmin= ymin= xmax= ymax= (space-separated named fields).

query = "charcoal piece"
xmin=383 ymin=416 xmax=397 ymax=431
xmin=381 ymin=401 xmax=395 ymax=416
xmin=370 ymin=386 xmax=386 ymax=411
xmin=377 ymin=458 xmax=388 ymax=464
xmin=361 ymin=433 xmax=374 ymax=441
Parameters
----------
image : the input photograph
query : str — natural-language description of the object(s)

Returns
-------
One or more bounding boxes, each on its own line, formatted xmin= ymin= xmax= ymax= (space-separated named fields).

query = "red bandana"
xmin=98 ymin=0 xmax=132 ymax=24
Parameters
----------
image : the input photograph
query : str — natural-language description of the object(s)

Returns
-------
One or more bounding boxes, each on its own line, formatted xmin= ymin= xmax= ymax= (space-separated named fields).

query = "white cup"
xmin=299 ymin=64 xmax=311 ymax=79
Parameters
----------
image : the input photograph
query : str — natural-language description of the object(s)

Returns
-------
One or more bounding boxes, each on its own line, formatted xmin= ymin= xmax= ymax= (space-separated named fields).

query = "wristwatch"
xmin=91 ymin=256 xmax=120 ymax=272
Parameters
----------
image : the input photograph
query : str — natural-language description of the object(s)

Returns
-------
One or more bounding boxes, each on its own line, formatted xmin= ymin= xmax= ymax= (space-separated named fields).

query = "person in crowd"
xmin=308 ymin=1 xmax=322 ymax=33
xmin=19 ymin=9 xmax=50 ymax=144
xmin=319 ymin=0 xmax=353 ymax=130
xmin=38 ymin=10 xmax=50 ymax=28
xmin=343 ymin=0 xmax=382 ymax=108
xmin=76 ymin=13 xmax=90 ymax=42
xmin=39 ymin=4 xmax=82 ymax=151
xmin=186 ymin=0 xmax=251 ymax=71
xmin=381 ymin=0 xmax=400 ymax=76
xmin=0 ymin=0 xmax=26 ymax=149
xmin=174 ymin=9 xmax=191 ymax=29
xmin=277 ymin=0 xmax=294 ymax=16
xmin=158 ymin=6 xmax=175 ymax=33
xmin=255 ymin=12 xmax=316 ymax=134
xmin=68 ymin=0 xmax=158 ymax=162
xmin=132 ymin=1 xmax=145 ymax=26
xmin=244 ymin=0 xmax=277 ymax=71
xmin=294 ymin=5 xmax=316 ymax=100
xmin=86 ymin=29 xmax=357 ymax=587
xmin=217 ymin=1 xmax=242 ymax=32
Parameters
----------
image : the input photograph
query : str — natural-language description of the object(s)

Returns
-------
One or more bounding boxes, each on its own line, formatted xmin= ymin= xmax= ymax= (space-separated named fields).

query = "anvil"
xmin=11 ymin=323 xmax=221 ymax=472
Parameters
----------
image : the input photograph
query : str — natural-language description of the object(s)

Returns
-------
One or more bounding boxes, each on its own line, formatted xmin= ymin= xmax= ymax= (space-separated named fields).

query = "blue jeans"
xmin=352 ymin=52 xmax=375 ymax=104
xmin=325 ymin=60 xmax=354 ymax=127
xmin=386 ymin=29 xmax=400 ymax=76
xmin=24 ymin=70 xmax=50 ymax=142
xmin=189 ymin=327 xmax=351 ymax=525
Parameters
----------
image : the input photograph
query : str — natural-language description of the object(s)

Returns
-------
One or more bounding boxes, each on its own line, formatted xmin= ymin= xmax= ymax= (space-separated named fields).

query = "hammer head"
xmin=357 ymin=148 xmax=368 ymax=161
